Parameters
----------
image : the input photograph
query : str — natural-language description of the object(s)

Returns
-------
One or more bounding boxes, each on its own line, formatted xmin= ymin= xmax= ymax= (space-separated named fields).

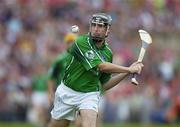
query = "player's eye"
xmin=97 ymin=24 xmax=104 ymax=28
xmin=91 ymin=23 xmax=104 ymax=28
xmin=91 ymin=23 xmax=96 ymax=27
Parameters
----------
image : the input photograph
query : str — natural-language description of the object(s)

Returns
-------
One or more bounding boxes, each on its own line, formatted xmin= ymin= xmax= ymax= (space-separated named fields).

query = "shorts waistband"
xmin=59 ymin=82 xmax=84 ymax=94
xmin=59 ymin=82 xmax=100 ymax=95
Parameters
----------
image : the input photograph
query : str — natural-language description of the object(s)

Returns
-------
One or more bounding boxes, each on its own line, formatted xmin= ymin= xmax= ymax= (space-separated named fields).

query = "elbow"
xmin=98 ymin=62 xmax=109 ymax=72
xmin=98 ymin=63 xmax=104 ymax=72
xmin=102 ymin=84 xmax=110 ymax=91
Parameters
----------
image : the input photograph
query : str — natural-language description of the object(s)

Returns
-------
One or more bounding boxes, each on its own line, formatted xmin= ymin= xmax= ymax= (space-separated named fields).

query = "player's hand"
xmin=129 ymin=62 xmax=144 ymax=74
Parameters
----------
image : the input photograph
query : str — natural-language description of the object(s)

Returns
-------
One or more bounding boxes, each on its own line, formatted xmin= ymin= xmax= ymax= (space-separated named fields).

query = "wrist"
xmin=127 ymin=67 xmax=132 ymax=73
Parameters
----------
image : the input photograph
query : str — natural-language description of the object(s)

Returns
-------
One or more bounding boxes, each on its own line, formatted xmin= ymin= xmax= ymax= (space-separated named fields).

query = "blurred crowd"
xmin=0 ymin=0 xmax=180 ymax=125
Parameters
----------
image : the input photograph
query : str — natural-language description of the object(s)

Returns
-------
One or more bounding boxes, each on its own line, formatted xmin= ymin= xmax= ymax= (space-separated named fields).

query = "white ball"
xmin=71 ymin=25 xmax=79 ymax=33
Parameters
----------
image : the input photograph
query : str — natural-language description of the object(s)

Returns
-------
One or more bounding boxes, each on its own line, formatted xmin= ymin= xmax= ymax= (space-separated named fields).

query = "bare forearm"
xmin=98 ymin=62 xmax=130 ymax=73
xmin=48 ymin=80 xmax=56 ymax=100
xmin=48 ymin=80 xmax=56 ymax=104
xmin=102 ymin=73 xmax=129 ymax=91
xmin=48 ymin=80 xmax=55 ymax=93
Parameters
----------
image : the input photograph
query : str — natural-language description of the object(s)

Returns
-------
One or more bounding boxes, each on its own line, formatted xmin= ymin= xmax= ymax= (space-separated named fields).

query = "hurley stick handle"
xmin=131 ymin=29 xmax=152 ymax=85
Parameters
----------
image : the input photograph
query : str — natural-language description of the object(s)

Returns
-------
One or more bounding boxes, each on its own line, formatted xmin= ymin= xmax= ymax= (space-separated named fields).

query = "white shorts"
xmin=51 ymin=83 xmax=100 ymax=121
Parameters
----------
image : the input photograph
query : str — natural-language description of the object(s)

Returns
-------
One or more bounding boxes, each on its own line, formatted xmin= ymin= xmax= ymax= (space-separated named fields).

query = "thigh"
xmin=80 ymin=109 xmax=97 ymax=127
xmin=48 ymin=118 xmax=70 ymax=127
xmin=78 ymin=92 xmax=100 ymax=113
xmin=73 ymin=112 xmax=81 ymax=127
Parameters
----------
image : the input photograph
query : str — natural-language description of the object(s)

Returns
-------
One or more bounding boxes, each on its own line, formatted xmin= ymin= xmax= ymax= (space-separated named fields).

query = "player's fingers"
xmin=138 ymin=68 xmax=142 ymax=74
xmin=130 ymin=62 xmax=143 ymax=73
xmin=139 ymin=63 xmax=144 ymax=67
xmin=130 ymin=65 xmax=139 ymax=73
xmin=130 ymin=61 xmax=140 ymax=67
xmin=137 ymin=64 xmax=143 ymax=74
xmin=132 ymin=61 xmax=143 ymax=67
xmin=140 ymin=62 xmax=144 ymax=66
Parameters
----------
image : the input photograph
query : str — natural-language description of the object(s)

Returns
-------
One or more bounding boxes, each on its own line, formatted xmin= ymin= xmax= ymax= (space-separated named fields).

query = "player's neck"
xmin=95 ymin=41 xmax=104 ymax=48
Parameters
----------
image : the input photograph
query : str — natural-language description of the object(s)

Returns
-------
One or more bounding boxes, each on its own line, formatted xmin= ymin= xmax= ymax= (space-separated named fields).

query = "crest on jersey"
xmin=101 ymin=55 xmax=107 ymax=61
xmin=85 ymin=50 xmax=95 ymax=60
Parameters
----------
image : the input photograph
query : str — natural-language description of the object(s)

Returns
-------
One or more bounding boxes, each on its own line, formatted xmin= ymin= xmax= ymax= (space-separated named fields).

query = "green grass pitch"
xmin=0 ymin=122 xmax=179 ymax=127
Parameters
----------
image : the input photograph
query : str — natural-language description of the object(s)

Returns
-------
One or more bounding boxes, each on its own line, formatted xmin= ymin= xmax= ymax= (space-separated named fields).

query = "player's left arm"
xmin=102 ymin=73 xmax=129 ymax=91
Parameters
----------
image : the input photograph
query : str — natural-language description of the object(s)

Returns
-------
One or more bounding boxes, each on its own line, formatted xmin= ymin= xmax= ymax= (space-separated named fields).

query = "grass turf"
xmin=0 ymin=122 xmax=179 ymax=127
xmin=0 ymin=122 xmax=33 ymax=127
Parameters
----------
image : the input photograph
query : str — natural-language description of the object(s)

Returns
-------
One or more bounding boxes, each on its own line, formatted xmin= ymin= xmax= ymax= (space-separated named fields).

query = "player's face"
xmin=90 ymin=23 xmax=107 ymax=41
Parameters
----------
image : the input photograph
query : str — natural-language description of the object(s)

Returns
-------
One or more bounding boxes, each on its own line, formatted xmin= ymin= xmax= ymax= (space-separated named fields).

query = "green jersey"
xmin=48 ymin=51 xmax=70 ymax=85
xmin=63 ymin=34 xmax=113 ymax=92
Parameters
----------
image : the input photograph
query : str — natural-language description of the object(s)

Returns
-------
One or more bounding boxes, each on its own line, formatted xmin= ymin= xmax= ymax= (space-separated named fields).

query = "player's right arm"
xmin=100 ymin=62 xmax=143 ymax=91
xmin=47 ymin=65 xmax=56 ymax=105
xmin=47 ymin=58 xmax=62 ymax=105
xmin=48 ymin=79 xmax=55 ymax=105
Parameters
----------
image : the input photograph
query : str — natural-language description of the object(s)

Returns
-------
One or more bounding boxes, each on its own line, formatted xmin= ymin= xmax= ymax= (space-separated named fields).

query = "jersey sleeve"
xmin=48 ymin=61 xmax=60 ymax=80
xmin=70 ymin=36 xmax=103 ymax=71
xmin=47 ymin=55 xmax=63 ymax=80
xmin=99 ymin=73 xmax=111 ymax=84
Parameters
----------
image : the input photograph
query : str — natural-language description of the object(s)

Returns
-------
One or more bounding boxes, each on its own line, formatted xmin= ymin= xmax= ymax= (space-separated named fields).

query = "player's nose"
xmin=94 ymin=25 xmax=99 ymax=31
